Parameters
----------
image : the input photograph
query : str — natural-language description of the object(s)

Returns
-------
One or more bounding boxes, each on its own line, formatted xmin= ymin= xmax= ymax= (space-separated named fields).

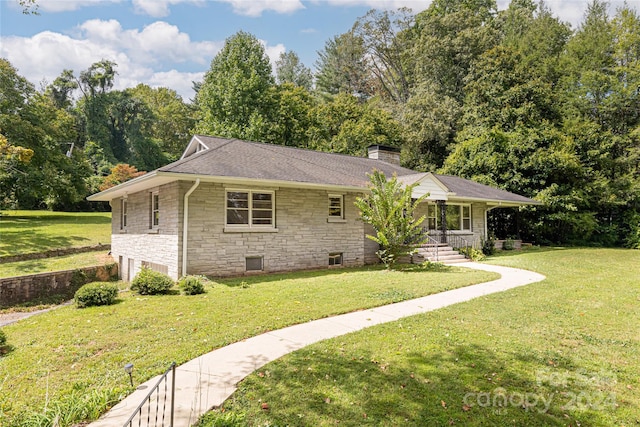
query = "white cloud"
xmin=0 ymin=18 xmax=290 ymax=101
xmin=77 ymin=19 xmax=222 ymax=64
xmin=132 ymin=0 xmax=204 ymax=18
xmin=260 ymin=40 xmax=287 ymax=74
xmin=300 ymin=28 xmax=318 ymax=34
xmin=221 ymin=0 xmax=305 ymax=17
xmin=0 ymin=19 xmax=226 ymax=100
xmin=36 ymin=0 xmax=124 ymax=13
xmin=148 ymin=70 xmax=205 ymax=101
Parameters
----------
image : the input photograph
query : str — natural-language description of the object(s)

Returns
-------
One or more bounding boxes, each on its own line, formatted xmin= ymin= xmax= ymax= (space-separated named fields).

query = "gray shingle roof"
xmin=89 ymin=135 xmax=538 ymax=205
xmin=434 ymin=174 xmax=536 ymax=204
xmin=160 ymin=135 xmax=415 ymax=187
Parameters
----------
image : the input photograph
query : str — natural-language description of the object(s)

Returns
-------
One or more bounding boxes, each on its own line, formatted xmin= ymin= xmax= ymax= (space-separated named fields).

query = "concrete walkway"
xmin=90 ymin=262 xmax=545 ymax=427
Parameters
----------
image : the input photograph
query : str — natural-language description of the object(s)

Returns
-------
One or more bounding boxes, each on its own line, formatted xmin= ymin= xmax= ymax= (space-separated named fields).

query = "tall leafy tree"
xmin=0 ymin=59 xmax=91 ymax=209
xmin=195 ymin=31 xmax=275 ymax=139
xmin=275 ymin=51 xmax=313 ymax=90
xmin=560 ymin=1 xmax=640 ymax=245
xmin=129 ymin=84 xmax=195 ymax=160
xmin=308 ymin=93 xmax=403 ymax=155
xmin=251 ymin=83 xmax=317 ymax=147
xmin=353 ymin=8 xmax=415 ymax=103
xmin=412 ymin=0 xmax=499 ymax=103
xmin=315 ymin=31 xmax=373 ymax=98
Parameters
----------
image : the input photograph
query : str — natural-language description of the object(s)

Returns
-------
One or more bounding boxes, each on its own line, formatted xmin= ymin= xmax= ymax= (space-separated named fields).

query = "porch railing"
xmin=123 ymin=362 xmax=176 ymax=427
xmin=422 ymin=233 xmax=440 ymax=262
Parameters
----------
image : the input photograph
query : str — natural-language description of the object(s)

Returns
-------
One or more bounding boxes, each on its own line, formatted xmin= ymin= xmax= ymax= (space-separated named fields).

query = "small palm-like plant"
xmin=355 ymin=170 xmax=429 ymax=269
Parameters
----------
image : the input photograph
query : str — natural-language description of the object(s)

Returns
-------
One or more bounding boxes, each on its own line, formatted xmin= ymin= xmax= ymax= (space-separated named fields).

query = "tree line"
xmin=1 ymin=0 xmax=639 ymax=247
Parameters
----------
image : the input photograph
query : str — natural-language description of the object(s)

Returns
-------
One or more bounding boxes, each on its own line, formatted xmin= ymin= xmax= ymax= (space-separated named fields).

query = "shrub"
xmin=459 ymin=246 xmax=486 ymax=261
xmin=481 ymin=236 xmax=495 ymax=255
xmin=75 ymin=282 xmax=119 ymax=308
xmin=0 ymin=329 xmax=6 ymax=347
xmin=503 ymin=238 xmax=515 ymax=251
xmin=130 ymin=267 xmax=174 ymax=295
xmin=178 ymin=275 xmax=208 ymax=295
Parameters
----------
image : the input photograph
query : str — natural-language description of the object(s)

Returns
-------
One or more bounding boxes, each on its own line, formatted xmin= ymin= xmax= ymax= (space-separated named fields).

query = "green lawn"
xmin=0 ymin=250 xmax=114 ymax=279
xmin=0 ymin=210 xmax=111 ymax=257
xmin=198 ymin=248 xmax=640 ymax=427
xmin=0 ymin=264 xmax=496 ymax=426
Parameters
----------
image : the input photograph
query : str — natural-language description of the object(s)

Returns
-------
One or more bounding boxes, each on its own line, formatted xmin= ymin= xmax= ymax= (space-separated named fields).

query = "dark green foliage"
xmin=130 ymin=267 xmax=174 ymax=295
xmin=195 ymin=31 xmax=275 ymax=140
xmin=178 ymin=275 xmax=208 ymax=295
xmin=481 ymin=236 xmax=495 ymax=256
xmin=0 ymin=329 xmax=6 ymax=347
xmin=74 ymin=282 xmax=119 ymax=308
xmin=503 ymin=238 xmax=515 ymax=250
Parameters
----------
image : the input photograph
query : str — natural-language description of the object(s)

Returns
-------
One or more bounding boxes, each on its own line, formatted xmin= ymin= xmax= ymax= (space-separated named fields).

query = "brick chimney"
xmin=367 ymin=145 xmax=401 ymax=166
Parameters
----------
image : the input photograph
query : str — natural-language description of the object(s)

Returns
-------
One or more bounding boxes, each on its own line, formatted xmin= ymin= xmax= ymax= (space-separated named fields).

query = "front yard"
xmin=0 ymin=264 xmax=495 ymax=426
xmin=199 ymin=248 xmax=640 ymax=426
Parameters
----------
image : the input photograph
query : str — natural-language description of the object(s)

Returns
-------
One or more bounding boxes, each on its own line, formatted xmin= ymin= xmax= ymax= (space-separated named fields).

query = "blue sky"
xmin=1 ymin=0 xmax=637 ymax=101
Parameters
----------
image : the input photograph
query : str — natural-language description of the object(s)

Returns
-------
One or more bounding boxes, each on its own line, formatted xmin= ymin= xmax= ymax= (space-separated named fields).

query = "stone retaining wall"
xmin=0 ymin=244 xmax=111 ymax=264
xmin=0 ymin=263 xmax=118 ymax=308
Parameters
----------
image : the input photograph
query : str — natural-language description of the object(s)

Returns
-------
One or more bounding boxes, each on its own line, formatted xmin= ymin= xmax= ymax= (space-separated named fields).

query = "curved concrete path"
xmin=90 ymin=262 xmax=545 ymax=427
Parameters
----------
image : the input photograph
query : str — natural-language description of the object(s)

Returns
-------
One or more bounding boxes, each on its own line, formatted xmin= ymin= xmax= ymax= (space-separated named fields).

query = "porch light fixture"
xmin=124 ymin=363 xmax=134 ymax=387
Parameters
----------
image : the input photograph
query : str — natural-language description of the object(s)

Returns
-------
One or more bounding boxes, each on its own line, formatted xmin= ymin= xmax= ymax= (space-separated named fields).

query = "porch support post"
xmin=438 ymin=200 xmax=447 ymax=244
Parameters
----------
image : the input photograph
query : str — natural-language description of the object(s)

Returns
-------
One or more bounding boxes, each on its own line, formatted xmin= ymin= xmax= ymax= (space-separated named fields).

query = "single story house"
xmin=88 ymin=135 xmax=538 ymax=280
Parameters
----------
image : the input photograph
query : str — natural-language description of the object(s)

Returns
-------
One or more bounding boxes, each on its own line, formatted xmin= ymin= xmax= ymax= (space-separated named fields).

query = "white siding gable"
xmin=410 ymin=174 xmax=449 ymax=200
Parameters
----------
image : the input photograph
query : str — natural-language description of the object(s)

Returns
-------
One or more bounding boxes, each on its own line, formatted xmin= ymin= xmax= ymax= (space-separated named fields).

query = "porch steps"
xmin=415 ymin=244 xmax=469 ymax=264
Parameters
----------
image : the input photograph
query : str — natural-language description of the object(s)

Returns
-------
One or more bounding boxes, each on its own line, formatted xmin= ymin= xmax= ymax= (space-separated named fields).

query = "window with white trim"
xmin=426 ymin=203 xmax=471 ymax=231
xmin=150 ymin=192 xmax=159 ymax=228
xmin=427 ymin=204 xmax=437 ymax=230
xmin=328 ymin=194 xmax=344 ymax=219
xmin=120 ymin=198 xmax=128 ymax=230
xmin=226 ymin=190 xmax=274 ymax=228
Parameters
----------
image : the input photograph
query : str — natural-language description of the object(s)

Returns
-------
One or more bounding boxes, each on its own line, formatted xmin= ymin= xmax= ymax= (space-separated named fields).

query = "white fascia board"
xmin=87 ymin=171 xmax=368 ymax=202
xmin=87 ymin=171 xmax=172 ymax=202
xmin=165 ymin=173 xmax=367 ymax=193
xmin=450 ymin=197 xmax=541 ymax=207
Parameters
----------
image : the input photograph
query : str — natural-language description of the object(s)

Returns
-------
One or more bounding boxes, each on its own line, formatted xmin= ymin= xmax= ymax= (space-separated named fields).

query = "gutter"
xmin=181 ymin=179 xmax=200 ymax=277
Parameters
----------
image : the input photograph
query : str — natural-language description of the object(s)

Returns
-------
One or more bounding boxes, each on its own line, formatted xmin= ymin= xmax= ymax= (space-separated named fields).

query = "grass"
xmin=0 ymin=251 xmax=114 ymax=279
xmin=198 ymin=248 xmax=640 ymax=426
xmin=0 ymin=264 xmax=496 ymax=426
xmin=0 ymin=210 xmax=111 ymax=257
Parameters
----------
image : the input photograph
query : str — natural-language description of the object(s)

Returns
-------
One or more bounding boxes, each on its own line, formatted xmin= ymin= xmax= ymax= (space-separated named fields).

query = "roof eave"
xmin=87 ymin=171 xmax=369 ymax=202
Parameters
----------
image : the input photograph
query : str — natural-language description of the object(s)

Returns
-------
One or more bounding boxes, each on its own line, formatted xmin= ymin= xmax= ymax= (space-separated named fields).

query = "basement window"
xmin=246 ymin=256 xmax=264 ymax=272
xmin=328 ymin=252 xmax=343 ymax=266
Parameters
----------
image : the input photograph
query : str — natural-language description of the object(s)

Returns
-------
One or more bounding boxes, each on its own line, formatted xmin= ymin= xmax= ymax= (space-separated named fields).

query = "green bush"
xmin=178 ymin=275 xmax=208 ymax=295
xmin=75 ymin=282 xmax=119 ymax=308
xmin=459 ymin=246 xmax=486 ymax=261
xmin=0 ymin=329 xmax=6 ymax=347
xmin=481 ymin=236 xmax=495 ymax=255
xmin=130 ymin=267 xmax=174 ymax=295
xmin=503 ymin=238 xmax=515 ymax=251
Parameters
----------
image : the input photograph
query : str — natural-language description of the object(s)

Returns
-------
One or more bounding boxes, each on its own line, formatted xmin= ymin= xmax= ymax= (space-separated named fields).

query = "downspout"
xmin=181 ymin=179 xmax=200 ymax=277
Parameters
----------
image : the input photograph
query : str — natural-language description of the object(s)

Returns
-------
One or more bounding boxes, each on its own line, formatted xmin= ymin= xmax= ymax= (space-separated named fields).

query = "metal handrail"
xmin=123 ymin=362 xmax=176 ymax=427
xmin=423 ymin=232 xmax=440 ymax=261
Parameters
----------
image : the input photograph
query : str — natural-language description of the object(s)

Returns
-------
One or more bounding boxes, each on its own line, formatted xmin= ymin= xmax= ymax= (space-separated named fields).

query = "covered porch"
xmin=399 ymin=172 xmax=540 ymax=250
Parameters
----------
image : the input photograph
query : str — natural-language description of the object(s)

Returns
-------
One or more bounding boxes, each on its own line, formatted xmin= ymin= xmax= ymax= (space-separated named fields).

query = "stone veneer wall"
xmin=185 ymin=183 xmax=368 ymax=277
xmin=0 ymin=264 xmax=118 ymax=308
xmin=110 ymin=181 xmax=181 ymax=280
